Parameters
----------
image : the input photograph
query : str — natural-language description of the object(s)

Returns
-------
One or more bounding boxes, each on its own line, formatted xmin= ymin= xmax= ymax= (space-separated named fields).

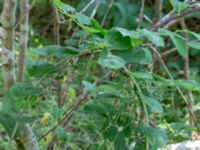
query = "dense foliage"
xmin=1 ymin=0 xmax=200 ymax=149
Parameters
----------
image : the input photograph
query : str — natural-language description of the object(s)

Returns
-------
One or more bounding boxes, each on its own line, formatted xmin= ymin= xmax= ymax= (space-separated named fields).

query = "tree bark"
xmin=17 ymin=0 xmax=39 ymax=150
xmin=1 ymin=0 xmax=39 ymax=150
xmin=21 ymin=125 xmax=39 ymax=150
xmin=17 ymin=0 xmax=29 ymax=81
xmin=0 ymin=0 xmax=17 ymax=90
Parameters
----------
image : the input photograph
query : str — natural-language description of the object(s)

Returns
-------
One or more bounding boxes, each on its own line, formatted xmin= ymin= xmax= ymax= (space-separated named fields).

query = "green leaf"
xmin=53 ymin=0 xmax=75 ymax=14
xmin=8 ymin=82 xmax=40 ymax=99
xmin=30 ymin=45 xmax=78 ymax=59
xmin=116 ymin=47 xmax=145 ymax=64
xmin=159 ymin=29 xmax=187 ymax=58
xmin=0 ymin=112 xmax=18 ymax=137
xmin=82 ymin=80 xmax=94 ymax=92
xmin=115 ymin=27 xmax=140 ymax=39
xmin=138 ymin=29 xmax=165 ymax=47
xmin=139 ymin=126 xmax=168 ymax=149
xmin=171 ymin=34 xmax=187 ymax=58
xmin=56 ymin=126 xmax=67 ymax=141
xmin=188 ymin=41 xmax=200 ymax=50
xmin=0 ymin=111 xmax=34 ymax=137
xmin=27 ymin=60 xmax=60 ymax=77
xmin=97 ymin=84 xmax=122 ymax=98
xmin=175 ymin=79 xmax=200 ymax=92
xmin=170 ymin=122 xmax=195 ymax=133
xmin=91 ymin=19 xmax=106 ymax=35
xmin=75 ymin=12 xmax=91 ymax=25
xmin=84 ymin=104 xmax=107 ymax=117
xmin=98 ymin=53 xmax=125 ymax=69
xmin=132 ymin=72 xmax=153 ymax=80
xmin=80 ymin=25 xmax=101 ymax=33
xmin=103 ymin=125 xmax=118 ymax=141
xmin=105 ymin=30 xmax=132 ymax=50
xmin=140 ymin=48 xmax=153 ymax=64
xmin=114 ymin=132 xmax=126 ymax=150
xmin=3 ymin=82 xmax=41 ymax=111
xmin=170 ymin=0 xmax=189 ymax=13
xmin=144 ymin=96 xmax=163 ymax=113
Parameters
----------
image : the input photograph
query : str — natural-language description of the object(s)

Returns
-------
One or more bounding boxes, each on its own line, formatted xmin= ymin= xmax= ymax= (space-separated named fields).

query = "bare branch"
xmin=80 ymin=0 xmax=95 ymax=13
xmin=138 ymin=0 xmax=145 ymax=28
xmin=151 ymin=5 xmax=200 ymax=31
xmin=154 ymin=0 xmax=163 ymax=23
xmin=101 ymin=0 xmax=114 ymax=27
xmin=90 ymin=0 xmax=101 ymax=18
xmin=181 ymin=18 xmax=195 ymax=126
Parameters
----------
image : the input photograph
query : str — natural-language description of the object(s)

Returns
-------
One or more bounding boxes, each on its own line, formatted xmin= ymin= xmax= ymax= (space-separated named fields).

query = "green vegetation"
xmin=1 ymin=0 xmax=200 ymax=149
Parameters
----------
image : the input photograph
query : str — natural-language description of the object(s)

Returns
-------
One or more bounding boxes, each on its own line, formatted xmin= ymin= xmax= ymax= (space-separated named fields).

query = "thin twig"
xmin=181 ymin=18 xmax=195 ymax=125
xmin=154 ymin=0 xmax=163 ymax=23
xmin=38 ymin=70 xmax=111 ymax=141
xmin=80 ymin=0 xmax=96 ymax=13
xmin=160 ymin=48 xmax=176 ymax=57
xmin=151 ymin=5 xmax=200 ymax=31
xmin=138 ymin=0 xmax=145 ymax=28
xmin=90 ymin=0 xmax=100 ymax=18
xmin=101 ymin=0 xmax=114 ymax=27
xmin=14 ymin=0 xmax=37 ymax=30
xmin=52 ymin=2 xmax=60 ymax=45
xmin=150 ymin=46 xmax=200 ymax=131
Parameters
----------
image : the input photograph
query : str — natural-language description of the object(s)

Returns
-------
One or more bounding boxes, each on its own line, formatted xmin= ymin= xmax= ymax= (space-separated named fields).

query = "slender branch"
xmin=180 ymin=18 xmax=195 ymax=126
xmin=14 ymin=0 xmax=37 ymax=30
xmin=151 ymin=5 xmax=200 ymax=31
xmin=138 ymin=0 xmax=145 ymax=28
xmin=154 ymin=0 xmax=163 ymax=23
xmin=143 ymin=15 xmax=153 ymax=24
xmin=17 ymin=0 xmax=29 ymax=81
xmin=52 ymin=1 xmax=60 ymax=44
xmin=160 ymin=48 xmax=176 ymax=57
xmin=16 ymin=0 xmax=39 ymax=150
xmin=101 ymin=0 xmax=114 ymax=27
xmin=90 ymin=0 xmax=100 ymax=18
xmin=149 ymin=46 xmax=200 ymax=131
xmin=80 ymin=0 xmax=95 ymax=13
xmin=39 ymin=70 xmax=111 ymax=141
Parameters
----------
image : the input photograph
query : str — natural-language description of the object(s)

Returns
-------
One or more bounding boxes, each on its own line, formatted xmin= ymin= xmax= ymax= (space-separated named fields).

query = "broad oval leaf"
xmin=98 ymin=54 xmax=125 ymax=69
xmin=159 ymin=29 xmax=187 ymax=58
xmin=139 ymin=126 xmax=168 ymax=149
xmin=138 ymin=29 xmax=165 ymax=47
xmin=144 ymin=96 xmax=163 ymax=113
xmin=27 ymin=60 xmax=60 ymax=77
xmin=105 ymin=30 xmax=132 ymax=50
xmin=189 ymin=41 xmax=200 ymax=50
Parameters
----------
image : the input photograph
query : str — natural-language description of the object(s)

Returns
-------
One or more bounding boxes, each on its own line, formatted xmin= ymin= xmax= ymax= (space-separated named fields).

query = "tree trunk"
xmin=0 ymin=0 xmax=17 ymax=90
xmin=18 ymin=0 xmax=39 ymax=150
xmin=17 ymin=0 xmax=29 ymax=81
xmin=0 ymin=0 xmax=39 ymax=150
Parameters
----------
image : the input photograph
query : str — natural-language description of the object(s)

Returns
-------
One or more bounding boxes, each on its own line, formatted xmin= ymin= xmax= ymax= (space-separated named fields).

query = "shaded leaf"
xmin=139 ymin=126 xmax=168 ymax=149
xmin=98 ymin=53 xmax=125 ymax=69
xmin=27 ymin=60 xmax=60 ymax=77
xmin=138 ymin=29 xmax=165 ymax=47
xmin=105 ymin=30 xmax=132 ymax=50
